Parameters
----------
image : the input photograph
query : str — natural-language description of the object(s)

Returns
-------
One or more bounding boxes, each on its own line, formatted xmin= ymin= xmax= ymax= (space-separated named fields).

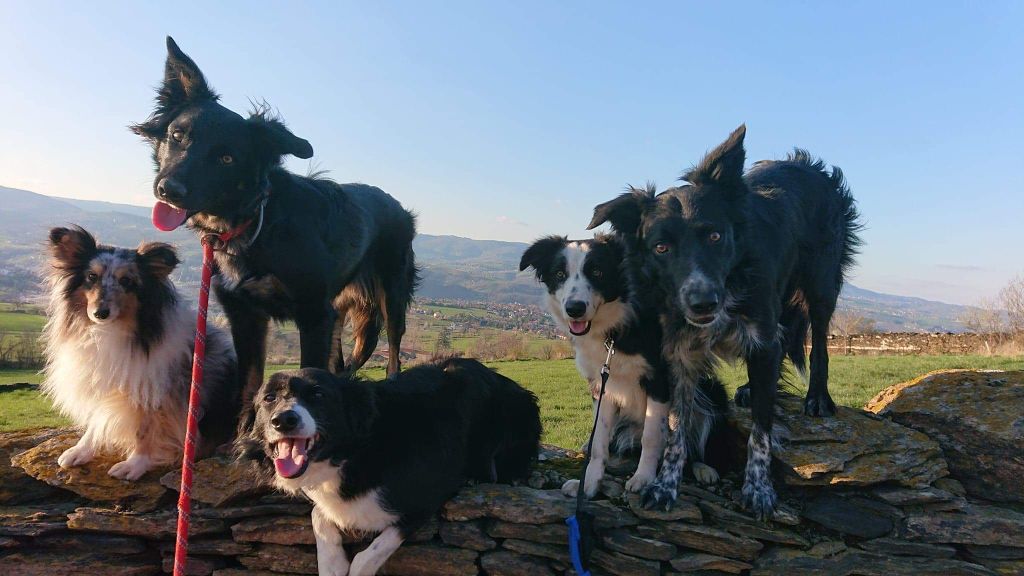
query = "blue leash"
xmin=566 ymin=339 xmax=614 ymax=576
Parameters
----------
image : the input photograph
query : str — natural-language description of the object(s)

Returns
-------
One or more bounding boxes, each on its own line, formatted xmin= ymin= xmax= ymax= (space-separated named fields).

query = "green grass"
xmin=0 ymin=310 xmax=46 ymax=332
xmin=3 ymin=355 xmax=1021 ymax=446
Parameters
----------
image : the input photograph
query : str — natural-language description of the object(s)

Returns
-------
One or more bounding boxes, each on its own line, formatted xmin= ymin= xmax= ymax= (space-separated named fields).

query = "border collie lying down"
xmin=588 ymin=125 xmax=861 ymax=519
xmin=237 ymin=358 xmax=541 ymax=576
xmin=42 ymin=226 xmax=238 ymax=480
xmin=520 ymin=233 xmax=729 ymax=499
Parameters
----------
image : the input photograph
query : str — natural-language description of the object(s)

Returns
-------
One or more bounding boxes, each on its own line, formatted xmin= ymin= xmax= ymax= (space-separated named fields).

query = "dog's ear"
xmin=683 ymin=124 xmax=747 ymax=193
xmin=249 ymin=114 xmax=314 ymax=160
xmin=136 ymin=242 xmax=180 ymax=281
xmin=48 ymin=226 xmax=97 ymax=268
xmin=519 ymin=236 xmax=567 ymax=275
xmin=587 ymin=186 xmax=655 ymax=237
xmin=233 ymin=401 xmax=265 ymax=462
xmin=131 ymin=37 xmax=219 ymax=140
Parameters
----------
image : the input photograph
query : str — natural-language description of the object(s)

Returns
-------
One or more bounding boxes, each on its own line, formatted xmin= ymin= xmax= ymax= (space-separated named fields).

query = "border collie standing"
xmin=589 ymin=126 xmax=861 ymax=519
xmin=42 ymin=226 xmax=238 ymax=480
xmin=237 ymin=358 xmax=541 ymax=576
xmin=132 ymin=37 xmax=418 ymax=406
xmin=520 ymin=233 xmax=729 ymax=498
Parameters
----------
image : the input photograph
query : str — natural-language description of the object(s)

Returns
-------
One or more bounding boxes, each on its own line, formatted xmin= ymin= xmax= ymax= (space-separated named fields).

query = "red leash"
xmin=172 ymin=221 xmax=253 ymax=576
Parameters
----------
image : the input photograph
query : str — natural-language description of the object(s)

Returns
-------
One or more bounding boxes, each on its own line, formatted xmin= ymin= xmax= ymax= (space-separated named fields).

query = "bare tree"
xmin=830 ymin=310 xmax=877 ymax=336
xmin=999 ymin=275 xmax=1024 ymax=335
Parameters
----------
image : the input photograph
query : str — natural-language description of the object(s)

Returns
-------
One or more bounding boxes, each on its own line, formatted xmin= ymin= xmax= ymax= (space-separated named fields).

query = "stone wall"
xmin=2 ymin=370 xmax=1023 ymax=576
xmin=825 ymin=332 xmax=1016 ymax=356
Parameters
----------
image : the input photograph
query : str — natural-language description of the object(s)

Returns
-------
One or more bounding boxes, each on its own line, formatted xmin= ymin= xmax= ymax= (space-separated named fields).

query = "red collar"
xmin=217 ymin=218 xmax=254 ymax=243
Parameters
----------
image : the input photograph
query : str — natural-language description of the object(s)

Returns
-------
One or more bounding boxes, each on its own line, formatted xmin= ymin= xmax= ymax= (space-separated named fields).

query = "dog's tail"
xmin=689 ymin=372 xmax=734 ymax=476
xmin=439 ymin=357 xmax=542 ymax=483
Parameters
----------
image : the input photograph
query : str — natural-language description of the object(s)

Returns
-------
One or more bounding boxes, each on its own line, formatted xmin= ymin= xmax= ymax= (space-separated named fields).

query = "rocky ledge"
xmin=2 ymin=369 xmax=1023 ymax=576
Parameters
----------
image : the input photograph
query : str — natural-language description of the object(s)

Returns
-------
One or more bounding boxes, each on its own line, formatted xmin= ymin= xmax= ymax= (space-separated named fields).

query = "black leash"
xmin=566 ymin=338 xmax=614 ymax=575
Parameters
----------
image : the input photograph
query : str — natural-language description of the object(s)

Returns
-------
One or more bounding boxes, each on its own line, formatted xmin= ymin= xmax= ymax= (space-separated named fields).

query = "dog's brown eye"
xmin=654 ymin=243 xmax=670 ymax=254
xmin=219 ymin=155 xmax=233 ymax=165
xmin=85 ymin=272 xmax=99 ymax=283
xmin=263 ymin=393 xmax=276 ymax=403
xmin=171 ymin=130 xmax=184 ymax=142
xmin=708 ymin=232 xmax=721 ymax=244
xmin=591 ymin=269 xmax=603 ymax=278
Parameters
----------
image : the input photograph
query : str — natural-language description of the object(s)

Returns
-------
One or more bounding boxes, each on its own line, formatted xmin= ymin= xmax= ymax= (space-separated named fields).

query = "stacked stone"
xmin=2 ymin=370 xmax=1022 ymax=575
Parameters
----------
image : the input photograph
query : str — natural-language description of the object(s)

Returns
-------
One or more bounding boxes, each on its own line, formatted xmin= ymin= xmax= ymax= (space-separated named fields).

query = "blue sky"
xmin=1 ymin=1 xmax=1021 ymax=305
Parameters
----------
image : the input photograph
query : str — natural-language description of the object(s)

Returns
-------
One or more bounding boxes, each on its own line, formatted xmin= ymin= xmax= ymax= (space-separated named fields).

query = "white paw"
xmin=582 ymin=462 xmax=603 ymax=498
xmin=561 ymin=479 xmax=581 ymax=498
xmin=318 ymin=560 xmax=350 ymax=576
xmin=57 ymin=443 xmax=95 ymax=468
xmin=625 ymin=467 xmax=657 ymax=493
xmin=108 ymin=455 xmax=153 ymax=481
xmin=692 ymin=462 xmax=720 ymax=485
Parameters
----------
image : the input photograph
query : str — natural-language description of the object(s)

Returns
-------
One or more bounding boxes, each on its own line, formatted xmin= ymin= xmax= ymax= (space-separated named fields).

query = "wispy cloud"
xmin=495 ymin=215 xmax=528 ymax=227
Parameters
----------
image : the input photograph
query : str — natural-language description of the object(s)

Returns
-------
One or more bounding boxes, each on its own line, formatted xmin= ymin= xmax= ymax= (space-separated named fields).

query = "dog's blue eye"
xmin=171 ymin=130 xmax=184 ymax=142
xmin=555 ymin=271 xmax=566 ymax=280
xmin=708 ymin=232 xmax=722 ymax=244
xmin=219 ymin=155 xmax=234 ymax=165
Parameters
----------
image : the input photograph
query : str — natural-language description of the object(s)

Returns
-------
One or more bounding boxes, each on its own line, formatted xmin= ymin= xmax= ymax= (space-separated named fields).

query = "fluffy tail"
xmin=689 ymin=372 xmax=734 ymax=475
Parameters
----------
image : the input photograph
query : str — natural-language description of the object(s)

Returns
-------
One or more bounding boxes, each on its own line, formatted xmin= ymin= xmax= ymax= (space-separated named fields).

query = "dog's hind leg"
xmin=804 ymin=296 xmax=837 ymax=417
xmin=312 ymin=507 xmax=349 ymax=576
xmin=216 ymin=285 xmax=270 ymax=410
xmin=346 ymin=308 xmax=381 ymax=374
xmin=381 ymin=252 xmax=415 ymax=376
xmin=328 ymin=307 xmax=349 ymax=374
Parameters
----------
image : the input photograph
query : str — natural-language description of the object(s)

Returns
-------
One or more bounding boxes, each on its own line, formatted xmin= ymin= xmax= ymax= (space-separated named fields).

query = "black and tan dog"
xmin=589 ymin=125 xmax=862 ymax=519
xmin=132 ymin=37 xmax=418 ymax=407
xmin=236 ymin=358 xmax=541 ymax=576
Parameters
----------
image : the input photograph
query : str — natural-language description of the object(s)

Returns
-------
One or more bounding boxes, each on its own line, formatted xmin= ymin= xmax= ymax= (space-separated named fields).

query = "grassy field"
xmin=3 ymin=354 xmax=1021 ymax=446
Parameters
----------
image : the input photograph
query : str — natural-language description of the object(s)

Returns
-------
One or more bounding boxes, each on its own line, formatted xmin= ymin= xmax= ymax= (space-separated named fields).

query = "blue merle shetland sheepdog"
xmin=42 ymin=226 xmax=238 ymax=480
xmin=520 ymin=233 xmax=730 ymax=499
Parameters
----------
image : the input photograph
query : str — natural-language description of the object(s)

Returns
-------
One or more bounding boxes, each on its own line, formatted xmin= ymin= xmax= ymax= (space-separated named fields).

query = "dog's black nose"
xmin=93 ymin=307 xmax=110 ymax=320
xmin=157 ymin=177 xmax=188 ymax=202
xmin=271 ymin=410 xmax=300 ymax=432
xmin=687 ymin=292 xmax=720 ymax=316
xmin=565 ymin=300 xmax=587 ymax=319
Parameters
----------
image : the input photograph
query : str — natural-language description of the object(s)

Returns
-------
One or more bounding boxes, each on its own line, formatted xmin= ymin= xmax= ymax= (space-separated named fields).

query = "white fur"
xmin=312 ymin=507 xmax=350 ymax=576
xmin=275 ymin=461 xmax=399 ymax=534
xmin=42 ymin=274 xmax=235 ymax=479
xmin=350 ymin=526 xmax=403 ymax=576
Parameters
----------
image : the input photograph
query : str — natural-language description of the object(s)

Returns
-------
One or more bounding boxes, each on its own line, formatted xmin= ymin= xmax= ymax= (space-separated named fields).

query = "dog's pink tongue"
xmin=273 ymin=438 xmax=308 ymax=478
xmin=569 ymin=320 xmax=588 ymax=334
xmin=152 ymin=201 xmax=189 ymax=232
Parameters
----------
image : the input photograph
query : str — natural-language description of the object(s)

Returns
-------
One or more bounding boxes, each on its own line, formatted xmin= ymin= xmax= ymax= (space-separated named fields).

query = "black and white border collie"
xmin=42 ymin=226 xmax=238 ymax=480
xmin=237 ymin=358 xmax=541 ymax=576
xmin=520 ymin=234 xmax=729 ymax=499
xmin=588 ymin=125 xmax=862 ymax=519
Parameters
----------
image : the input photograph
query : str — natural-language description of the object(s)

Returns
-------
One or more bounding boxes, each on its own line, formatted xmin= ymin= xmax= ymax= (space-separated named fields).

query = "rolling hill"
xmin=0 ymin=185 xmax=976 ymax=332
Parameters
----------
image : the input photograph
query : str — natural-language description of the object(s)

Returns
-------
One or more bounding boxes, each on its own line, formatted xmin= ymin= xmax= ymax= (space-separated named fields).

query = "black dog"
xmin=132 ymin=37 xmax=418 ymax=406
xmin=519 ymin=234 xmax=730 ymax=498
xmin=236 ymin=358 xmax=541 ymax=576
xmin=588 ymin=125 xmax=861 ymax=519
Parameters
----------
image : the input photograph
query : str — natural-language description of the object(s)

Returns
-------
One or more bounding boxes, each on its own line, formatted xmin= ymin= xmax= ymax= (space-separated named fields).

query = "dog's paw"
xmin=625 ymin=467 xmax=657 ymax=493
xmin=108 ymin=455 xmax=153 ymax=481
xmin=582 ymin=463 xmax=603 ymax=498
xmin=740 ymin=477 xmax=778 ymax=522
xmin=734 ymin=384 xmax=751 ymax=407
xmin=640 ymin=482 xmax=677 ymax=511
xmin=691 ymin=462 xmax=720 ymax=485
xmin=57 ymin=443 xmax=95 ymax=468
xmin=561 ymin=479 xmax=581 ymax=498
xmin=803 ymin=392 xmax=836 ymax=417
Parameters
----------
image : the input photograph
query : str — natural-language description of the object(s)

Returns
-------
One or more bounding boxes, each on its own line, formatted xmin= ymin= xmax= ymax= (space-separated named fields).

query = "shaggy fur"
xmin=236 ymin=358 xmax=541 ymax=576
xmin=132 ymin=37 xmax=418 ymax=409
xmin=588 ymin=125 xmax=862 ymax=519
xmin=42 ymin=226 xmax=238 ymax=480
xmin=520 ymin=234 xmax=730 ymax=499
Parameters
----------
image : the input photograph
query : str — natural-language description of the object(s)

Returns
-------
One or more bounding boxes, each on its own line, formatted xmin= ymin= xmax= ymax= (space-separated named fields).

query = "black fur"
xmin=132 ymin=37 xmax=418 ymax=408
xmin=589 ymin=125 xmax=862 ymax=519
xmin=237 ymin=357 xmax=542 ymax=536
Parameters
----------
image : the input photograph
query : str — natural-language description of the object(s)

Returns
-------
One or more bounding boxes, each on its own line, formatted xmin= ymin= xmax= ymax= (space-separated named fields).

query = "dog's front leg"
xmin=349 ymin=526 xmax=403 ymax=576
xmin=216 ymin=284 xmax=269 ymax=408
xmin=296 ymin=301 xmax=337 ymax=370
xmin=626 ymin=397 xmax=668 ymax=493
xmin=741 ymin=336 xmax=782 ymax=521
xmin=57 ymin=426 xmax=97 ymax=468
xmin=312 ymin=507 xmax=349 ymax=576
xmin=641 ymin=370 xmax=695 ymax=510
xmin=562 ymin=396 xmax=617 ymax=499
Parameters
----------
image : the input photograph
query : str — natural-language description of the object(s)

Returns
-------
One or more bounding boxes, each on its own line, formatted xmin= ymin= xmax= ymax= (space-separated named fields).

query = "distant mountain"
xmin=0 ymin=185 xmax=977 ymax=332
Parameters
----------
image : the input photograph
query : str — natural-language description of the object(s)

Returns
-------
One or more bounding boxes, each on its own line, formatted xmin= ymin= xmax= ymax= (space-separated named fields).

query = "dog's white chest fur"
xmin=574 ymin=336 xmax=650 ymax=419
xmin=276 ymin=462 xmax=397 ymax=533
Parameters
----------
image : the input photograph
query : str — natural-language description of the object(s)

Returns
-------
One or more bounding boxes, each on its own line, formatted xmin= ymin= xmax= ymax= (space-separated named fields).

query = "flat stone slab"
xmin=0 ymin=551 xmax=160 ymax=576
xmin=867 ymin=370 xmax=1024 ymax=503
xmin=733 ymin=393 xmax=948 ymax=488
xmin=480 ymin=550 xmax=556 ymax=576
xmin=902 ymin=503 xmax=1024 ymax=548
xmin=231 ymin=514 xmax=314 ymax=546
xmin=381 ymin=543 xmax=479 ymax=576
xmin=752 ymin=547 xmax=995 ymax=576
xmin=670 ymin=552 xmax=753 ymax=574
xmin=0 ymin=503 xmax=78 ymax=537
xmin=637 ymin=521 xmax=763 ymax=562
xmin=160 ymin=456 xmax=269 ymax=507
xmin=443 ymin=483 xmax=637 ymax=528
xmin=12 ymin=431 xmax=170 ymax=511
xmin=0 ymin=428 xmax=67 ymax=505
xmin=238 ymin=543 xmax=317 ymax=575
xmin=67 ymin=507 xmax=225 ymax=539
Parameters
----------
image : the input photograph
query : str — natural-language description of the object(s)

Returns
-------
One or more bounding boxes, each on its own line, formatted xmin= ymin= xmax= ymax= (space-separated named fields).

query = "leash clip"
xmin=601 ymin=338 xmax=615 ymax=376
